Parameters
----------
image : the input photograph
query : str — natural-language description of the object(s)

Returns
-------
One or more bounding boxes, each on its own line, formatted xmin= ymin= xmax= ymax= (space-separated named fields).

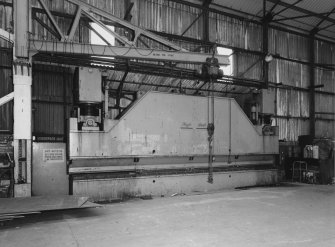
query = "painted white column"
xmin=13 ymin=64 xmax=32 ymax=197
xmin=13 ymin=73 xmax=32 ymax=140
xmin=13 ymin=0 xmax=32 ymax=197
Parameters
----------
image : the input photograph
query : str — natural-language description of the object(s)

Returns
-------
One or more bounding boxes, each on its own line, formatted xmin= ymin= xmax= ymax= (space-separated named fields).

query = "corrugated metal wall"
xmin=31 ymin=0 xmax=125 ymax=16
xmin=0 ymin=1 xmax=13 ymax=133
xmin=269 ymin=29 xmax=309 ymax=61
xmin=32 ymin=65 xmax=73 ymax=141
xmin=0 ymin=1 xmax=12 ymax=34
xmin=31 ymin=0 xmax=90 ymax=42
xmin=315 ymin=40 xmax=335 ymax=139
xmin=268 ymin=29 xmax=311 ymax=140
xmin=209 ymin=13 xmax=263 ymax=81
xmin=209 ymin=13 xmax=263 ymax=51
xmin=132 ymin=0 xmax=203 ymax=40
xmin=0 ymin=47 xmax=13 ymax=133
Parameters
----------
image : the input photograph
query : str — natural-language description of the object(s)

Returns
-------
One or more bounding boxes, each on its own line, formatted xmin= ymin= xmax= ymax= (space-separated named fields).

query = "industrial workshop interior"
xmin=0 ymin=0 xmax=334 ymax=246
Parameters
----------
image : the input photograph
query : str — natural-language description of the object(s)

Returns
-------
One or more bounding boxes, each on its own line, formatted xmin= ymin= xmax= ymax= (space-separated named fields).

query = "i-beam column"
xmin=262 ymin=0 xmax=270 ymax=89
xmin=309 ymin=31 xmax=316 ymax=139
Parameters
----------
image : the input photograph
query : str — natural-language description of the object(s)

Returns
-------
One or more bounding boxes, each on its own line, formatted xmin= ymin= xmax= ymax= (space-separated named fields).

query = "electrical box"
xmin=261 ymin=88 xmax=275 ymax=115
xmin=76 ymin=67 xmax=102 ymax=103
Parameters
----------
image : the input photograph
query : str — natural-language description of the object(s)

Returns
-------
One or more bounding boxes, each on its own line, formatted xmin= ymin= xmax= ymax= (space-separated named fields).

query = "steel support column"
xmin=202 ymin=0 xmax=212 ymax=52
xmin=124 ymin=1 xmax=134 ymax=22
xmin=13 ymin=0 xmax=32 ymax=197
xmin=309 ymin=32 xmax=316 ymax=138
xmin=262 ymin=0 xmax=270 ymax=89
xmin=116 ymin=70 xmax=129 ymax=114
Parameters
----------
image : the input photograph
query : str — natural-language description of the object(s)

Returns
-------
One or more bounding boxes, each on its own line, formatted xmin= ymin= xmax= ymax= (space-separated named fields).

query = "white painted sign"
xmin=43 ymin=149 xmax=65 ymax=162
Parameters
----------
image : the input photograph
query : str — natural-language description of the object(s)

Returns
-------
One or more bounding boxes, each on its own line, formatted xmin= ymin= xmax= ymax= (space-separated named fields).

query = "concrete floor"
xmin=1 ymin=183 xmax=335 ymax=247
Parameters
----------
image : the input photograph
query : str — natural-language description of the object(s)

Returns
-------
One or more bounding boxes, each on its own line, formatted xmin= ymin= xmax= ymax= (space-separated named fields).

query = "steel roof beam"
xmin=271 ymin=0 xmax=303 ymax=19
xmin=267 ymin=0 xmax=335 ymax=25
xmin=172 ymin=0 xmax=258 ymax=23
xmin=273 ymin=12 xmax=331 ymax=22
xmin=181 ymin=12 xmax=204 ymax=37
xmin=67 ymin=0 xmax=185 ymax=51
xmin=37 ymin=0 xmax=65 ymax=40
xmin=67 ymin=5 xmax=82 ymax=40
xmin=317 ymin=22 xmax=335 ymax=32
xmin=124 ymin=2 xmax=134 ymax=22
xmin=81 ymin=9 xmax=132 ymax=46
xmin=311 ymin=7 xmax=335 ymax=33
xmin=33 ymin=13 xmax=61 ymax=40
xmin=85 ymin=22 xmax=112 ymax=45
xmin=202 ymin=0 xmax=212 ymax=6
xmin=268 ymin=0 xmax=281 ymax=14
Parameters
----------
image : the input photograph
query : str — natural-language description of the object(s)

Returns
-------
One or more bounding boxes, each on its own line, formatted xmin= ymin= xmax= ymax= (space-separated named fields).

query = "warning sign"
xmin=43 ymin=149 xmax=65 ymax=162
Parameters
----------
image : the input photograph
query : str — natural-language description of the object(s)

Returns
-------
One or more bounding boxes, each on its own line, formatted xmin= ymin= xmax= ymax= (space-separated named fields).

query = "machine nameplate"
xmin=34 ymin=136 xmax=65 ymax=142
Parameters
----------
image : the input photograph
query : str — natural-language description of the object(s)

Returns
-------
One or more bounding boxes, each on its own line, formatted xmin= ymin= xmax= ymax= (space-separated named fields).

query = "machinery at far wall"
xmin=0 ymin=134 xmax=14 ymax=198
xmin=67 ymin=67 xmax=280 ymax=202
xmin=73 ymin=67 xmax=103 ymax=131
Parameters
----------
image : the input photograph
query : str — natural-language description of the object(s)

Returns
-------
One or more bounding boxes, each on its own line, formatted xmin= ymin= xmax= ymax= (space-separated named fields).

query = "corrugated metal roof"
xmin=297 ymin=0 xmax=335 ymax=14
xmin=213 ymin=0 xmax=263 ymax=17
xmin=213 ymin=0 xmax=335 ymax=41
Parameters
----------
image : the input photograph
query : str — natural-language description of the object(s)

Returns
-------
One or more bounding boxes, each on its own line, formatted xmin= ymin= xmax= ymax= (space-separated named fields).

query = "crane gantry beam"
xmin=29 ymin=0 xmax=229 ymax=66
xmin=29 ymin=40 xmax=230 ymax=65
